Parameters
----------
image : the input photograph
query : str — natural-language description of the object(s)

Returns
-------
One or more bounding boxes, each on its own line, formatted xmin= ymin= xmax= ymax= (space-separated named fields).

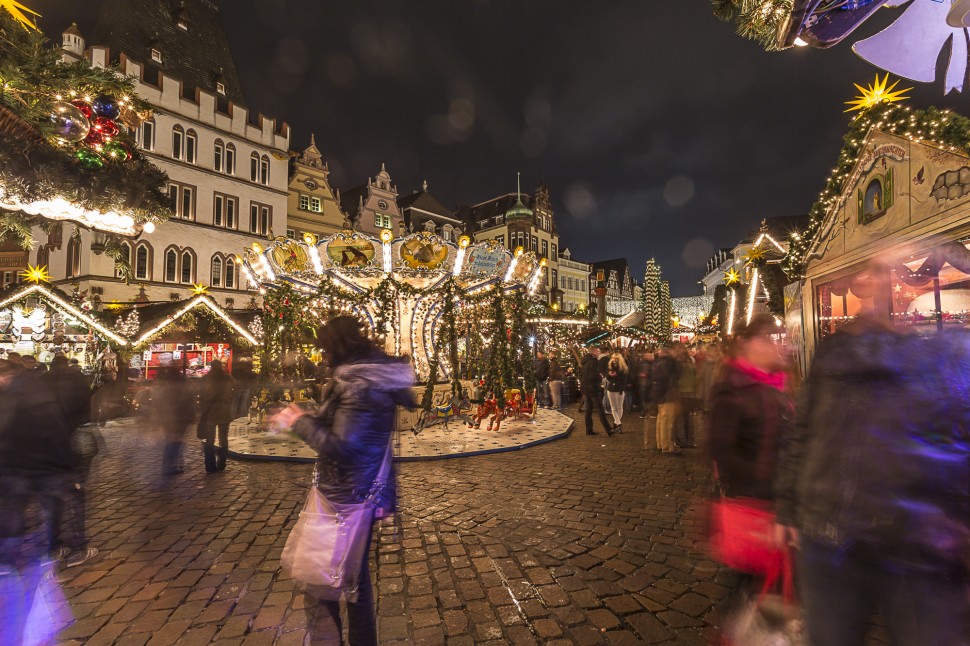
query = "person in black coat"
xmin=650 ymin=347 xmax=682 ymax=453
xmin=197 ymin=360 xmax=235 ymax=473
xmin=580 ymin=346 xmax=613 ymax=436
xmin=272 ymin=316 xmax=416 ymax=646
xmin=534 ymin=351 xmax=550 ymax=407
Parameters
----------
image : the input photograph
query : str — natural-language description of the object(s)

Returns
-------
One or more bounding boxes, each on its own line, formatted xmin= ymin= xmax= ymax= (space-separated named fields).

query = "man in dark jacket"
xmin=580 ymin=346 xmax=613 ymax=436
xmin=776 ymin=318 xmax=970 ymax=645
xmin=197 ymin=360 xmax=235 ymax=473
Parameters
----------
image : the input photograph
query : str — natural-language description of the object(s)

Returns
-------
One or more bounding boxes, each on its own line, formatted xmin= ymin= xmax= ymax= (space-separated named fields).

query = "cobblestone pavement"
xmin=49 ymin=410 xmax=735 ymax=645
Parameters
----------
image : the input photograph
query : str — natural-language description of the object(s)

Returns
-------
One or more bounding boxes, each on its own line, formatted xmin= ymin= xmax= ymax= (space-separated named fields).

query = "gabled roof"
xmin=397 ymin=189 xmax=453 ymax=218
xmin=93 ymin=0 xmax=246 ymax=106
xmin=590 ymin=258 xmax=631 ymax=277
xmin=114 ymin=295 xmax=257 ymax=347
xmin=0 ymin=283 xmax=127 ymax=346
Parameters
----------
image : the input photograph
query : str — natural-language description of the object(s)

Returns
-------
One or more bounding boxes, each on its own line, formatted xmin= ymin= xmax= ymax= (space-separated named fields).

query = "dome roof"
xmin=505 ymin=173 xmax=532 ymax=220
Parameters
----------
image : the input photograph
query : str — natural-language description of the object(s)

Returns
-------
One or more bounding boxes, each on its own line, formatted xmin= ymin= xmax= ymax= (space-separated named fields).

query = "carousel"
xmin=229 ymin=228 xmax=575 ymax=461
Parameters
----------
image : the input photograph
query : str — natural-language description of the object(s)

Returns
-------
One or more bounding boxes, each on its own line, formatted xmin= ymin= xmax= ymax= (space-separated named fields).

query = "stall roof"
xmin=113 ymin=295 xmax=258 ymax=347
xmin=0 ymin=283 xmax=127 ymax=346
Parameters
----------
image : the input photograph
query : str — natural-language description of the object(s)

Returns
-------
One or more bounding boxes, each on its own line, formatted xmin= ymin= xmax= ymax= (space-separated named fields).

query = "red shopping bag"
xmin=708 ymin=497 xmax=785 ymax=576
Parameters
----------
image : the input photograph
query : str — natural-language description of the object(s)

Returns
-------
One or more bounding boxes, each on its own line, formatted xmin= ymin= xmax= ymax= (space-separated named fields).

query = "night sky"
xmin=34 ymin=1 xmax=970 ymax=294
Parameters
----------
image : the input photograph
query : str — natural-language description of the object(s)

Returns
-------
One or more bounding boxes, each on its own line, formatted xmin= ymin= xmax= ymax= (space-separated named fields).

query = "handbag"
xmin=281 ymin=441 xmax=393 ymax=601
xmin=708 ymin=496 xmax=784 ymax=576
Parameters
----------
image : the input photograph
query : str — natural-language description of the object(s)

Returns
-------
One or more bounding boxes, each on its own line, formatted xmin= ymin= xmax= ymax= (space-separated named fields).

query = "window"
xmin=168 ymin=182 xmax=195 ymax=220
xmin=140 ymin=120 xmax=155 ymax=151
xmin=551 ymin=269 xmax=557 ymax=288
xmin=286 ymin=228 xmax=296 ymax=239
xmin=214 ymin=139 xmax=224 ymax=172
xmin=213 ymin=194 xmax=237 ymax=228
xmin=176 ymin=18 xmax=188 ymax=31
xmin=551 ymin=244 xmax=558 ymax=261
xmin=36 ymin=245 xmax=49 ymax=268
xmin=151 ymin=48 xmax=162 ymax=63
xmin=496 ymin=235 xmax=505 ymax=246
xmin=250 ymin=152 xmax=259 ymax=182
xmin=311 ymin=197 xmax=322 ymax=212
xmin=495 ymin=215 xmax=504 ymax=225
xmin=250 ymin=202 xmax=271 ymax=235
xmin=216 ymin=81 xmax=226 ymax=95
xmin=562 ymin=276 xmax=568 ymax=289
xmin=225 ymin=144 xmax=236 ymax=175
xmin=135 ymin=243 xmax=151 ymax=280
xmin=531 ymin=235 xmax=538 ymax=252
xmin=260 ymin=155 xmax=270 ymax=185
xmin=442 ymin=224 xmax=454 ymax=242
xmin=181 ymin=251 xmax=193 ymax=284
xmin=541 ymin=240 xmax=548 ymax=258
xmin=66 ymin=235 xmax=81 ymax=278
xmin=299 ymin=194 xmax=309 ymax=211
xmin=172 ymin=125 xmax=184 ymax=160
xmin=185 ymin=129 xmax=197 ymax=163
xmin=165 ymin=249 xmax=178 ymax=282
xmin=225 ymin=258 xmax=235 ymax=289
xmin=375 ymin=213 xmax=392 ymax=229
xmin=211 ymin=256 xmax=223 ymax=287
xmin=115 ymin=242 xmax=131 ymax=279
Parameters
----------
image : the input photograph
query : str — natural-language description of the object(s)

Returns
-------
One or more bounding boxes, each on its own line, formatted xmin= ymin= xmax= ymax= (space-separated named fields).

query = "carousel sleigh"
xmin=468 ymin=393 xmax=505 ymax=432
xmin=503 ymin=388 xmax=537 ymax=422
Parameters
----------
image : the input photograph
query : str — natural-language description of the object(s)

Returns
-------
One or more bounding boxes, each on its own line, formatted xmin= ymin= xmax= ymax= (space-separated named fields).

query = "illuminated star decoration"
xmin=192 ymin=283 xmax=209 ymax=295
xmin=0 ymin=0 xmax=40 ymax=31
xmin=743 ymin=247 xmax=768 ymax=263
xmin=19 ymin=264 xmax=50 ymax=284
xmin=844 ymin=74 xmax=912 ymax=114
xmin=724 ymin=268 xmax=742 ymax=285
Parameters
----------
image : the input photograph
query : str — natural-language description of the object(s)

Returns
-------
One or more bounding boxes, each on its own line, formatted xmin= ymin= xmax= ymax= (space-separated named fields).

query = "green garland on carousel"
xmin=261 ymin=283 xmax=318 ymax=380
xmin=483 ymin=288 xmax=515 ymax=406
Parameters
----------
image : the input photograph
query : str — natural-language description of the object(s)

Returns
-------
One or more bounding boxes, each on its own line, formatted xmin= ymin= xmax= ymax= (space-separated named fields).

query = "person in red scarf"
xmin=707 ymin=316 xmax=791 ymax=506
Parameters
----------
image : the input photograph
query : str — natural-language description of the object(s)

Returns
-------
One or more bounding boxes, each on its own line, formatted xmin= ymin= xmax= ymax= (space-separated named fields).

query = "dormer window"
xmin=216 ymin=82 xmax=226 ymax=95
xmin=151 ymin=48 xmax=162 ymax=63
xmin=177 ymin=18 xmax=188 ymax=31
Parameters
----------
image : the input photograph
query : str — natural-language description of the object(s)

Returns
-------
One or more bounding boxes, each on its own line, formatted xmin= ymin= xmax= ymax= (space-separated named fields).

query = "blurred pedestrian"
xmin=154 ymin=366 xmax=194 ymax=476
xmin=533 ymin=350 xmax=549 ymax=408
xmin=547 ymin=351 xmax=564 ymax=411
xmin=197 ymin=360 xmax=235 ymax=474
xmin=41 ymin=355 xmax=98 ymax=567
xmin=696 ymin=343 xmax=723 ymax=413
xmin=271 ymin=316 xmax=416 ymax=646
xmin=707 ymin=317 xmax=790 ymax=502
xmin=674 ymin=345 xmax=697 ymax=448
xmin=636 ymin=348 xmax=655 ymax=419
xmin=580 ymin=346 xmax=613 ymax=436
xmin=775 ymin=315 xmax=970 ymax=646
xmin=651 ymin=346 xmax=681 ymax=453
xmin=605 ymin=352 xmax=628 ymax=433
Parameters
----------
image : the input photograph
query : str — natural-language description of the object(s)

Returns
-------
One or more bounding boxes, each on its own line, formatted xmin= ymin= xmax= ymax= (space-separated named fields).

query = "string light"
xmin=727 ymin=289 xmax=738 ymax=336
xmin=132 ymin=295 xmax=257 ymax=347
xmin=746 ymin=267 xmax=760 ymax=325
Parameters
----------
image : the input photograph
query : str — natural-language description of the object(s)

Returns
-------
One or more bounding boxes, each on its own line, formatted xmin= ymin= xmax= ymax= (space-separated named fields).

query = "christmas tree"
xmin=659 ymin=280 xmax=672 ymax=343
xmin=0 ymin=3 xmax=171 ymax=274
xmin=640 ymin=259 xmax=663 ymax=342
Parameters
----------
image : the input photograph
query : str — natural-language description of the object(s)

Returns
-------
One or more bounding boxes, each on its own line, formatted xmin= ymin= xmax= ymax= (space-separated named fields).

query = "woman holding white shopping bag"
xmin=271 ymin=316 xmax=416 ymax=646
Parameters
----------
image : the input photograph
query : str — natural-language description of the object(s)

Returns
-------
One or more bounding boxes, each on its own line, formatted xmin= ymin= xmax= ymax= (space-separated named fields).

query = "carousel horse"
xmin=468 ymin=392 xmax=504 ymax=431
xmin=414 ymin=394 xmax=473 ymax=434
xmin=502 ymin=388 xmax=537 ymax=422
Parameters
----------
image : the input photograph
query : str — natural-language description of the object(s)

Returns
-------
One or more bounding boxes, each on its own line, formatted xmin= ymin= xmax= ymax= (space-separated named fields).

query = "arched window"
xmin=172 ymin=125 xmax=184 ymax=160
xmin=36 ymin=245 xmax=49 ymax=268
xmin=66 ymin=235 xmax=81 ymax=278
xmin=140 ymin=119 xmax=155 ymax=151
xmin=225 ymin=143 xmax=236 ymax=175
xmin=250 ymin=152 xmax=259 ymax=182
xmin=213 ymin=139 xmax=224 ymax=172
xmin=181 ymin=250 xmax=194 ymax=284
xmin=442 ymin=224 xmax=454 ymax=242
xmin=260 ymin=155 xmax=270 ymax=185
xmin=211 ymin=255 xmax=223 ymax=287
xmin=185 ymin=129 xmax=197 ymax=164
xmin=115 ymin=241 xmax=131 ymax=278
xmin=165 ymin=248 xmax=178 ymax=282
xmin=135 ymin=243 xmax=151 ymax=280
xmin=225 ymin=258 xmax=236 ymax=289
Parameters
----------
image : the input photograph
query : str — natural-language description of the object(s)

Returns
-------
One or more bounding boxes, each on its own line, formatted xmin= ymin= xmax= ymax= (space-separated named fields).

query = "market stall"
xmin=0 ymin=278 xmax=125 ymax=370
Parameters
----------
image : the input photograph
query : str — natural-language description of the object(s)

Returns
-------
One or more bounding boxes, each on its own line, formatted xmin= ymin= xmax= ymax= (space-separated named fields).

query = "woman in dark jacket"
xmin=272 ymin=316 xmax=416 ymax=646
xmin=706 ymin=316 xmax=791 ymax=501
xmin=197 ymin=360 xmax=235 ymax=473
xmin=605 ymin=353 xmax=628 ymax=432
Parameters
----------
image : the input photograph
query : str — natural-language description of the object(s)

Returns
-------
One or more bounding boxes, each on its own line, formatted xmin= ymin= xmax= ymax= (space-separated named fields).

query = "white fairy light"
xmin=746 ymin=268 xmax=760 ymax=326
xmin=727 ymin=290 xmax=738 ymax=336
xmin=132 ymin=296 xmax=257 ymax=347
xmin=0 ymin=284 xmax=127 ymax=346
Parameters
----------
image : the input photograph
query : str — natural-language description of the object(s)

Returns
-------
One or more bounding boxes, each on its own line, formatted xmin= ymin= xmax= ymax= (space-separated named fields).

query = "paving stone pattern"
xmin=48 ymin=411 xmax=888 ymax=644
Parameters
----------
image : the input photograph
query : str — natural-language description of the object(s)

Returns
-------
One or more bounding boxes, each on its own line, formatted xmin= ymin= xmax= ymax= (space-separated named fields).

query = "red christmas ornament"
xmin=92 ymin=116 xmax=119 ymax=137
xmin=70 ymin=99 xmax=93 ymax=119
xmin=83 ymin=129 xmax=104 ymax=146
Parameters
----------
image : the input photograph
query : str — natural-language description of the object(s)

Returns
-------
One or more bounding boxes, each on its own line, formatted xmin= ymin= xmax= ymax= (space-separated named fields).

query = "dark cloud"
xmin=35 ymin=0 xmax=970 ymax=294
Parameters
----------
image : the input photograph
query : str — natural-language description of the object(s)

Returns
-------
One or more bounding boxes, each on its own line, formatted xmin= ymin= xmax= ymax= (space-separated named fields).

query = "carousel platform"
xmin=226 ymin=408 xmax=574 ymax=462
